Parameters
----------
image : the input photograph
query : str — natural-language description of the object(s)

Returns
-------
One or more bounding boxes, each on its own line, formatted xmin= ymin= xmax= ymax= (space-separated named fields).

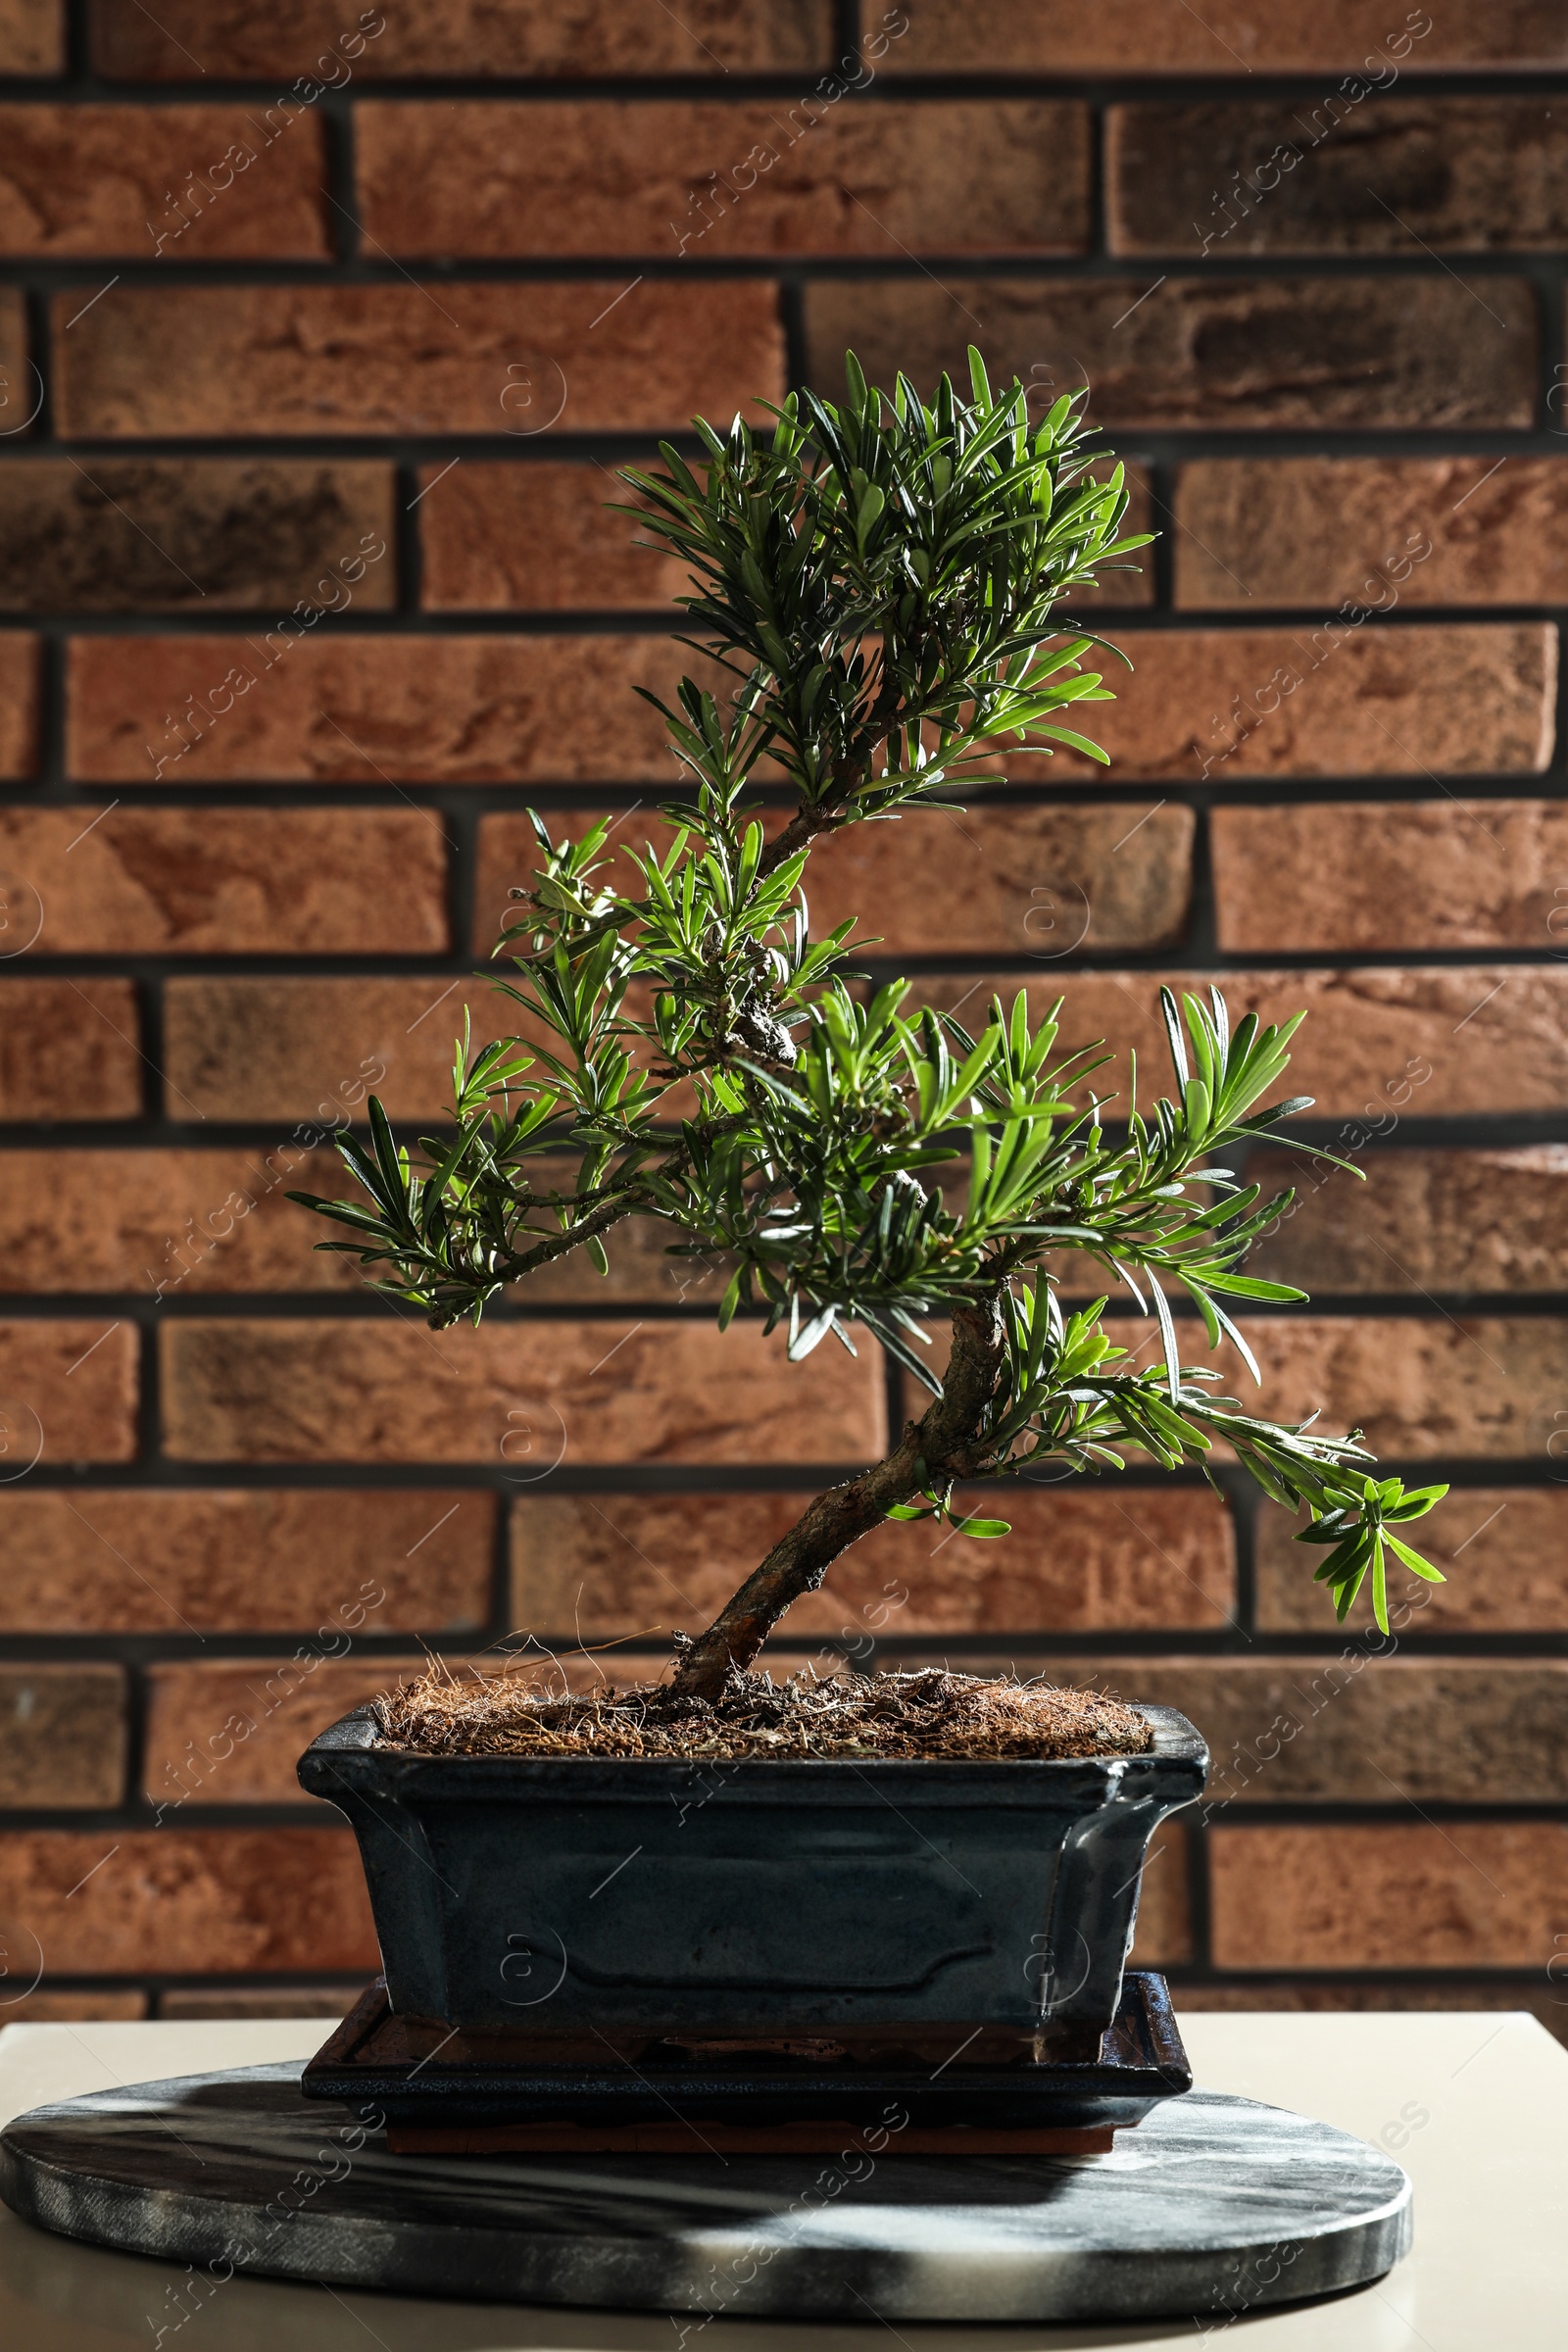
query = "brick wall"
xmin=0 ymin=2 xmax=1565 ymax=2033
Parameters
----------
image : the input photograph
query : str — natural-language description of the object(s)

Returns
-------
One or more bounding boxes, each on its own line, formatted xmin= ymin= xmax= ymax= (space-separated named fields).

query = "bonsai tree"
xmin=297 ymin=354 xmax=1446 ymax=1706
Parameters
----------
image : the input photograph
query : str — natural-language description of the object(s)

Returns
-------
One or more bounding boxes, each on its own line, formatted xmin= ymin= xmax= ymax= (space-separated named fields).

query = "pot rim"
xmin=299 ymin=1700 xmax=1208 ymax=1784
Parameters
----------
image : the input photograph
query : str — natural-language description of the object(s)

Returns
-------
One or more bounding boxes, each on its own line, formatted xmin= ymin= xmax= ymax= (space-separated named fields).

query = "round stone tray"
xmin=0 ymin=2063 xmax=1411 ymax=2325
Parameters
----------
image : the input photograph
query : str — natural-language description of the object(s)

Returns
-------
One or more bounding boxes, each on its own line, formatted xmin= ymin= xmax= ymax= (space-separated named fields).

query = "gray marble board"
xmin=0 ymin=2062 xmax=1412 ymax=2325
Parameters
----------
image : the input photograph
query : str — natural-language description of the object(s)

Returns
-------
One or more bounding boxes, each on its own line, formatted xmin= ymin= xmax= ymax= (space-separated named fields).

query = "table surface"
xmin=0 ymin=2009 xmax=1562 ymax=2350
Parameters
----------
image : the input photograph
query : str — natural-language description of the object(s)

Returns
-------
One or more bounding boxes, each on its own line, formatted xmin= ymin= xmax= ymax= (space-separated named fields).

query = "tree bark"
xmin=667 ymin=1291 xmax=1008 ymax=1703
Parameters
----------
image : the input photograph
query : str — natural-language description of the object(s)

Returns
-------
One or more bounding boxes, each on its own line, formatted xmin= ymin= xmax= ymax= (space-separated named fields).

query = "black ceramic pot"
xmin=298 ymin=1703 xmax=1206 ymax=2040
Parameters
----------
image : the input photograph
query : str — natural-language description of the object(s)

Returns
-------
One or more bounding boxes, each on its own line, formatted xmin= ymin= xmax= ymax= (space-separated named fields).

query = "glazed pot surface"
xmin=298 ymin=1703 xmax=1206 ymax=2035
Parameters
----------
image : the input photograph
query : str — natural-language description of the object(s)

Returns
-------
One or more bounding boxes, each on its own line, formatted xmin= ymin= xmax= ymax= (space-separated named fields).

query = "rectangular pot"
xmin=298 ymin=1703 xmax=1206 ymax=2038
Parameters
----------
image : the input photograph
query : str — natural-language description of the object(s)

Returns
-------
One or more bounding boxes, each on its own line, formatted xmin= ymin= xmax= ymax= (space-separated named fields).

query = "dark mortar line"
xmin=11 ymin=70 xmax=1568 ymax=103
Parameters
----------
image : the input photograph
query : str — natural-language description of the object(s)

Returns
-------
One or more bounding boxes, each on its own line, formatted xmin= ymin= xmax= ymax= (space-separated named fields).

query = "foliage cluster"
xmin=299 ymin=353 xmax=1444 ymax=1669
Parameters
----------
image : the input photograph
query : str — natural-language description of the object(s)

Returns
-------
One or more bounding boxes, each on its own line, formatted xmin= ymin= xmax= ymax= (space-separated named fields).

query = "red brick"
xmin=0 ymin=288 xmax=30 ymax=460
xmin=475 ymin=801 xmax=1195 ymax=962
xmin=162 ymin=977 xmax=516 ymax=1123
xmin=1176 ymin=458 xmax=1568 ymax=610
xmin=0 ymin=979 xmax=141 ymax=1120
xmin=1255 ymin=1488 xmax=1568 ymax=1634
xmin=0 ymin=0 xmax=59 ymax=72
xmin=1029 ymin=1656 xmax=1568 ymax=1806
xmin=512 ymin=1487 xmax=1236 ymax=1641
xmin=891 ymin=4 xmax=1568 ymax=74
xmin=162 ymin=1317 xmax=887 ymax=1466
xmin=1109 ymin=100 xmax=1568 ymax=257
xmin=69 ymin=634 xmax=686 ymax=785
xmin=90 ymin=1 xmax=831 ymax=79
xmin=0 ymin=808 xmax=446 ymax=955
xmin=145 ymin=1654 xmax=425 ymax=1807
xmin=805 ymin=275 xmax=1537 ymax=432
xmin=53 ymin=281 xmax=785 ymax=439
xmin=0 ymin=107 xmax=327 ymax=259
xmin=0 ymin=1146 xmax=365 ymax=1293
xmin=1237 ymin=1314 xmax=1568 ymax=1461
xmin=0 ymin=1319 xmax=137 ymax=1463
xmin=908 ymin=966 xmax=1568 ymax=1121
xmin=0 ymin=460 xmax=394 ymax=613
xmin=420 ymin=462 xmax=692 ymax=613
xmin=358 ymin=100 xmax=1090 ymax=260
xmin=1249 ymin=1147 xmax=1568 ymax=1297
xmin=1212 ymin=803 xmax=1568 ymax=953
xmin=0 ymin=1665 xmax=124 ymax=1805
xmin=1211 ymin=1823 xmax=1568 ymax=1969
xmin=1025 ymin=624 xmax=1555 ymax=783
xmin=1129 ymin=1825 xmax=1191 ymax=1967
xmin=1 ymin=1990 xmax=147 ymax=2019
xmin=0 ymin=1488 xmax=490 ymax=1634
xmin=810 ymin=800 xmax=1193 ymax=953
xmin=0 ymin=1827 xmax=376 ymax=1974
xmin=158 ymin=1986 xmax=356 ymax=2018
xmin=0 ymin=631 xmax=39 ymax=777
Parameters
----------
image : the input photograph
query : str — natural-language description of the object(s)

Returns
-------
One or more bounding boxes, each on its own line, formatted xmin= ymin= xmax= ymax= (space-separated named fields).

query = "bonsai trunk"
xmin=668 ymin=1291 xmax=1008 ymax=1703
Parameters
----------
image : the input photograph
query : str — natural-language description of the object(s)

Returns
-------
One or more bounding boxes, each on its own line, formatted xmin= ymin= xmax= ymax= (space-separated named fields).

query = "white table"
xmin=0 ymin=2010 xmax=1562 ymax=2349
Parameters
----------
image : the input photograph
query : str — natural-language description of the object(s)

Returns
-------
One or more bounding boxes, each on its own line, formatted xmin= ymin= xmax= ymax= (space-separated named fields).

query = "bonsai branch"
xmin=494 ymin=1189 xmax=648 ymax=1284
xmin=667 ymin=1288 xmax=1008 ymax=1703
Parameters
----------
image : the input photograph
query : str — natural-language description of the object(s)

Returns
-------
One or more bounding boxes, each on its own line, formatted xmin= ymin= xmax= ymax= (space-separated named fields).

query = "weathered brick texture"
xmin=892 ymin=4 xmax=1568 ymax=74
xmin=53 ymin=282 xmax=786 ymax=438
xmin=162 ymin=1318 xmax=887 ymax=1466
xmin=0 ymin=1489 xmax=490 ymax=1633
xmin=4 ymin=1990 xmax=148 ymax=2020
xmin=0 ymin=1828 xmax=377 ymax=1974
xmin=0 ymin=1665 xmax=124 ymax=1806
xmin=0 ymin=1147 xmax=360 ymax=1291
xmin=1211 ymin=803 xmax=1568 ymax=952
xmin=0 ymin=981 xmax=142 ymax=1120
xmin=0 ymin=461 xmax=394 ymax=613
xmin=1126 ymin=1827 xmax=1191 ymax=1967
xmin=511 ymin=1488 xmax=1237 ymax=1642
xmin=1238 ymin=1315 xmax=1568 ymax=1461
xmin=159 ymin=1986 xmax=354 ymax=2018
xmin=806 ymin=277 xmax=1538 ymax=431
xmin=162 ymin=977 xmax=511 ymax=1122
xmin=1031 ymin=1656 xmax=1568 ymax=1806
xmin=0 ymin=631 xmax=38 ymax=776
xmin=0 ymin=0 xmax=61 ymax=74
xmin=1210 ymin=1824 xmax=1568 ymax=1969
xmin=359 ymin=101 xmax=1092 ymax=260
xmin=1178 ymin=458 xmax=1568 ymax=611
xmin=89 ymin=1 xmax=833 ymax=80
xmin=420 ymin=463 xmax=695 ymax=613
xmin=69 ymin=634 xmax=686 ymax=784
xmin=1108 ymin=101 xmax=1568 ymax=256
xmin=0 ymin=808 xmax=445 ymax=954
xmin=1248 ymin=1147 xmax=1568 ymax=1296
xmin=0 ymin=1319 xmax=138 ymax=1462
xmin=145 ymin=1655 xmax=425 ymax=1806
xmin=0 ymin=107 xmax=329 ymax=258
xmin=1034 ymin=625 xmax=1555 ymax=782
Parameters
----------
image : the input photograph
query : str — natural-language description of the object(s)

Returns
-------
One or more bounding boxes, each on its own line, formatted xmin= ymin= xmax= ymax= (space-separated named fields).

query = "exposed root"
xmin=372 ymin=1661 xmax=1152 ymax=1762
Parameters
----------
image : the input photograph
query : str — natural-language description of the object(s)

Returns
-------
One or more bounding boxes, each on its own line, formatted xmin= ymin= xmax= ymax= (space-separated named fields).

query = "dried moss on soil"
xmin=374 ymin=1663 xmax=1152 ymax=1762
